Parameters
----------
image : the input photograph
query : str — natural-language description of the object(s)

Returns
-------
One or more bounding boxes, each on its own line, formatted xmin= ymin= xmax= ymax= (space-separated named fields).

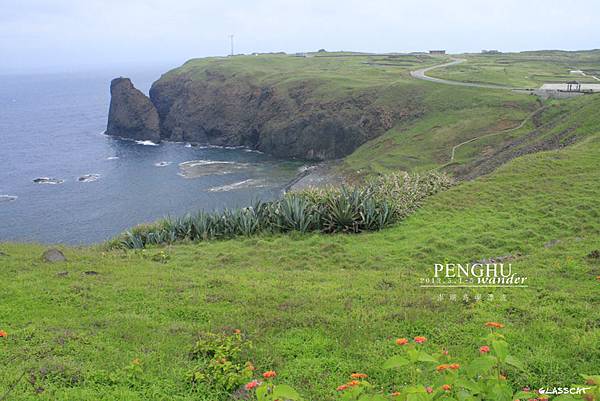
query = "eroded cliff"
xmin=106 ymin=56 xmax=421 ymax=160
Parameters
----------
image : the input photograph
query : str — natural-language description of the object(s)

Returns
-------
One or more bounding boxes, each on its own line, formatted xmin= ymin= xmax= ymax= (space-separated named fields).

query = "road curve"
xmin=410 ymin=58 xmax=515 ymax=90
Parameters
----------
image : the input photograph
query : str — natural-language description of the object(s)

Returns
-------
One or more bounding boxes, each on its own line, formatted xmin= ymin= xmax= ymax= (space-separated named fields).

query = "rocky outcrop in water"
xmin=106 ymin=78 xmax=160 ymax=142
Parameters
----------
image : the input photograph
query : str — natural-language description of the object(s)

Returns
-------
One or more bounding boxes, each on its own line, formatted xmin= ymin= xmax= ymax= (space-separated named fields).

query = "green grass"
xmin=340 ymin=85 xmax=538 ymax=175
xmin=2 ymin=134 xmax=600 ymax=400
xmin=428 ymin=50 xmax=600 ymax=88
xmin=159 ymin=53 xmax=443 ymax=101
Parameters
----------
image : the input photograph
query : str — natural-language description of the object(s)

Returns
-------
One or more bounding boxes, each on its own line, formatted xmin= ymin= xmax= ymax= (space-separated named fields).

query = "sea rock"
xmin=33 ymin=177 xmax=64 ymax=184
xmin=106 ymin=78 xmax=161 ymax=142
xmin=42 ymin=248 xmax=66 ymax=263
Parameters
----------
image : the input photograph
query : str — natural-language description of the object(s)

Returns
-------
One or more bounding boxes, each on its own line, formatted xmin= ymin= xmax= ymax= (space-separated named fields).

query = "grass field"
xmin=427 ymin=50 xmax=600 ymax=88
xmin=2 ymin=133 xmax=600 ymax=400
xmin=2 ymin=51 xmax=600 ymax=400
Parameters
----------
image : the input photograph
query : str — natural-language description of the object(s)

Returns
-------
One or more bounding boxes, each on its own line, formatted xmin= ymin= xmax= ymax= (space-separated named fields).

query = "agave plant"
xmin=276 ymin=195 xmax=316 ymax=233
xmin=322 ymin=187 xmax=365 ymax=233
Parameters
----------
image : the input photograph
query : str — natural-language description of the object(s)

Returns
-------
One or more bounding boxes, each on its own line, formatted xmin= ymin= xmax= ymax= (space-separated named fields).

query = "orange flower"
xmin=233 ymin=329 xmax=241 ymax=334
xmin=350 ymin=373 xmax=368 ymax=379
xmin=0 ymin=330 xmax=7 ymax=338
xmin=436 ymin=364 xmax=450 ymax=372
xmin=441 ymin=349 xmax=449 ymax=356
xmin=391 ymin=392 xmax=401 ymax=397
xmin=414 ymin=336 xmax=427 ymax=344
xmin=596 ymin=275 xmax=600 ymax=281
xmin=262 ymin=370 xmax=277 ymax=379
xmin=245 ymin=380 xmax=260 ymax=390
xmin=479 ymin=345 xmax=490 ymax=353
xmin=449 ymin=363 xmax=460 ymax=370
xmin=425 ymin=386 xmax=433 ymax=394
xmin=347 ymin=380 xmax=361 ymax=387
xmin=336 ymin=384 xmax=348 ymax=391
xmin=442 ymin=384 xmax=452 ymax=391
xmin=485 ymin=322 xmax=505 ymax=328
xmin=395 ymin=338 xmax=409 ymax=346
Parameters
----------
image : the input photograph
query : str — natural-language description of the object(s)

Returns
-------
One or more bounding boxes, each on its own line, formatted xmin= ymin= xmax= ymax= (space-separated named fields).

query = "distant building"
xmin=482 ymin=49 xmax=500 ymax=54
xmin=294 ymin=52 xmax=307 ymax=57
xmin=429 ymin=50 xmax=446 ymax=55
xmin=566 ymin=81 xmax=581 ymax=92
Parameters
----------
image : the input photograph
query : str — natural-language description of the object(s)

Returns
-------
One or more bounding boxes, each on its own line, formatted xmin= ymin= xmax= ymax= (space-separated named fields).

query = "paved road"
xmin=410 ymin=58 xmax=515 ymax=90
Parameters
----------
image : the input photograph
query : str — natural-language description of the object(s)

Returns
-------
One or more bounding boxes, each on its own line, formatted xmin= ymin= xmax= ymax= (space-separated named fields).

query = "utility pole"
xmin=229 ymin=34 xmax=234 ymax=56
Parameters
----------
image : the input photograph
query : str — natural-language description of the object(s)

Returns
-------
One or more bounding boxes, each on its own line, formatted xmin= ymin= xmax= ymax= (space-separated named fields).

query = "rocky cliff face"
xmin=106 ymin=78 xmax=160 ymax=142
xmin=107 ymin=64 xmax=410 ymax=160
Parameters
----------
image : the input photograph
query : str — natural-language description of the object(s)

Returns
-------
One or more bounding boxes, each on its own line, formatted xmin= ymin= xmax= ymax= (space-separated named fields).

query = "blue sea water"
xmin=0 ymin=69 xmax=301 ymax=244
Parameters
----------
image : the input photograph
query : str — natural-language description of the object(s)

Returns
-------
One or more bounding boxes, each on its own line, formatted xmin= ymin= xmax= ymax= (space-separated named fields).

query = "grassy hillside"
xmin=2 ymin=134 xmax=600 ymax=400
xmin=342 ymin=86 xmax=600 ymax=179
xmin=156 ymin=52 xmax=543 ymax=167
xmin=427 ymin=50 xmax=600 ymax=88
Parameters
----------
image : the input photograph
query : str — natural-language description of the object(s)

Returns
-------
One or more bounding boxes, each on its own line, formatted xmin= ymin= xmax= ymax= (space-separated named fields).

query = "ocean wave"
xmin=135 ymin=140 xmax=159 ymax=146
xmin=106 ymin=156 xmax=119 ymax=160
xmin=154 ymin=161 xmax=173 ymax=167
xmin=78 ymin=174 xmax=100 ymax=183
xmin=178 ymin=160 xmax=252 ymax=178
xmin=207 ymin=179 xmax=268 ymax=192
xmin=33 ymin=177 xmax=64 ymax=185
xmin=0 ymin=195 xmax=18 ymax=203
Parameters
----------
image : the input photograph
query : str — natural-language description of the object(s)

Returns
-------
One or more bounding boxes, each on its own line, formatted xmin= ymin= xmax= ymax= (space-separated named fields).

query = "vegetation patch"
xmin=110 ymin=172 xmax=453 ymax=249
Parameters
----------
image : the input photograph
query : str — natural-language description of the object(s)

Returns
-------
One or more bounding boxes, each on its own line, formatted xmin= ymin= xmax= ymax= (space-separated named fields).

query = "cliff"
xmin=106 ymin=55 xmax=423 ymax=160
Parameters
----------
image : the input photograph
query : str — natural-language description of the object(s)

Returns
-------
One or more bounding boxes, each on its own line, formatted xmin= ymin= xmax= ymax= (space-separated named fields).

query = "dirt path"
xmin=408 ymin=58 xmax=545 ymax=164
xmin=410 ymin=58 xmax=516 ymax=89
xmin=449 ymin=106 xmax=546 ymax=162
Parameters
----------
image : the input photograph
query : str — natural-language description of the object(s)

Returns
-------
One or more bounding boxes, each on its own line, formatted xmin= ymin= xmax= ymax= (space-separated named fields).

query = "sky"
xmin=1 ymin=0 xmax=599 ymax=74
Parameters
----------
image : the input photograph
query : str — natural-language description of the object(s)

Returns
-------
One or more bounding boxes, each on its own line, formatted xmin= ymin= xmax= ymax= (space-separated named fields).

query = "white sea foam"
xmin=154 ymin=161 xmax=173 ymax=167
xmin=78 ymin=174 xmax=100 ymax=183
xmin=135 ymin=140 xmax=159 ymax=146
xmin=184 ymin=143 xmax=192 ymax=148
xmin=0 ymin=195 xmax=18 ymax=203
xmin=207 ymin=179 xmax=268 ymax=192
xmin=177 ymin=160 xmax=251 ymax=178
xmin=179 ymin=160 xmax=238 ymax=167
xmin=106 ymin=156 xmax=119 ymax=160
xmin=243 ymin=148 xmax=264 ymax=154
xmin=33 ymin=177 xmax=64 ymax=185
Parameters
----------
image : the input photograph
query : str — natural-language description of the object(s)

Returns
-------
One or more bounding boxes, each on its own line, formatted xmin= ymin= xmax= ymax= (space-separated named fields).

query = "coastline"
xmin=284 ymin=161 xmax=345 ymax=192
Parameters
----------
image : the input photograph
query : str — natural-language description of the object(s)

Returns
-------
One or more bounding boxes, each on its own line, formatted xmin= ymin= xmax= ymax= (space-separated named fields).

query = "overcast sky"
xmin=2 ymin=0 xmax=599 ymax=74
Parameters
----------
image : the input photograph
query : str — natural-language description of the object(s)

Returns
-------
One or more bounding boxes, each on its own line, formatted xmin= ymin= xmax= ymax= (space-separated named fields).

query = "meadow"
xmin=427 ymin=50 xmax=600 ymax=88
xmin=1 ymin=51 xmax=600 ymax=400
xmin=2 ymin=133 xmax=599 ymax=400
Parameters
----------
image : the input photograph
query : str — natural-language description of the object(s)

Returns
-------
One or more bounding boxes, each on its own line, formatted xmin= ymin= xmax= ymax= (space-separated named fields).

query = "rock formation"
xmin=106 ymin=63 xmax=414 ymax=160
xmin=106 ymin=78 xmax=160 ymax=142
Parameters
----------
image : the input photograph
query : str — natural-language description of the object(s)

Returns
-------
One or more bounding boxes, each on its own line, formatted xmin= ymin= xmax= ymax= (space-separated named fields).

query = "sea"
xmin=0 ymin=68 xmax=302 ymax=244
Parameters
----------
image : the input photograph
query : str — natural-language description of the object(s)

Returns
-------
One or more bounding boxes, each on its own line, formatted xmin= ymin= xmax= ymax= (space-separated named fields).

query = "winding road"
xmin=409 ymin=58 xmax=537 ymax=164
xmin=410 ymin=58 xmax=515 ymax=90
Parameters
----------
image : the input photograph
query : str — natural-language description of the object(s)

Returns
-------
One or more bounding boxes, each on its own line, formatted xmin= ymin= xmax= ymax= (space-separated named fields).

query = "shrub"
xmin=242 ymin=323 xmax=598 ymax=401
xmin=188 ymin=330 xmax=254 ymax=393
xmin=109 ymin=172 xmax=453 ymax=249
